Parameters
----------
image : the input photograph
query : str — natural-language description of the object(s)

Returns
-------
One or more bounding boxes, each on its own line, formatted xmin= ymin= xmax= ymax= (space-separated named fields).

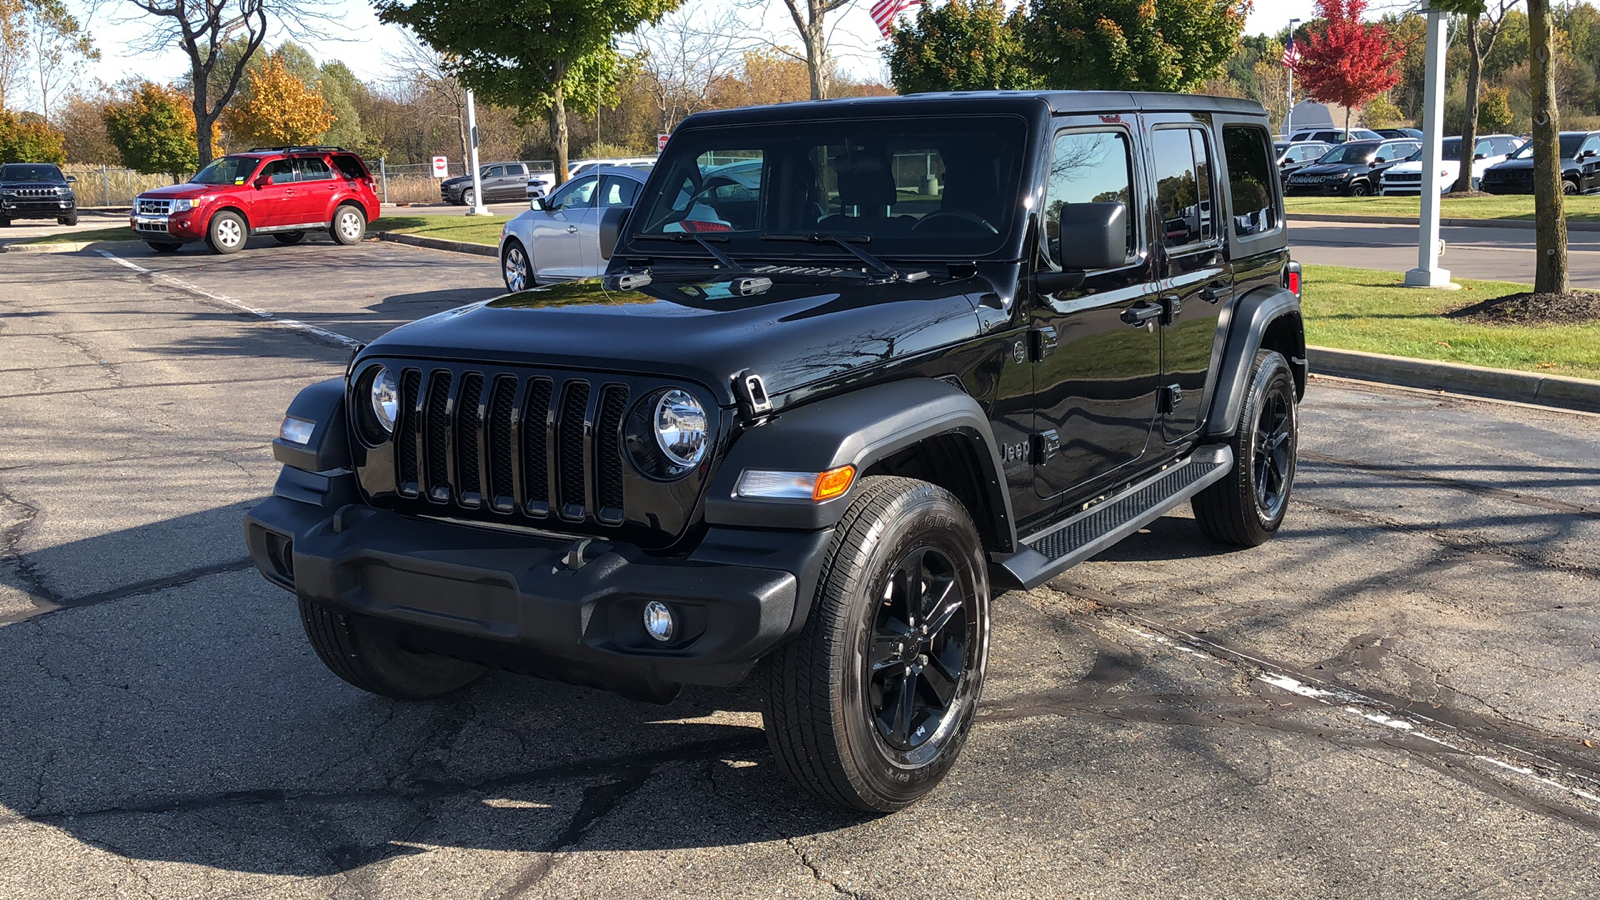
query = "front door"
xmin=530 ymin=174 xmax=599 ymax=281
xmin=1147 ymin=121 xmax=1230 ymax=443
xmin=1033 ymin=122 xmax=1163 ymax=502
xmin=250 ymin=158 xmax=297 ymax=228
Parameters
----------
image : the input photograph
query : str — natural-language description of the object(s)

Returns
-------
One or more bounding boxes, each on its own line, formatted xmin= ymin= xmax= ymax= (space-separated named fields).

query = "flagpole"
xmin=1285 ymin=18 xmax=1300 ymax=136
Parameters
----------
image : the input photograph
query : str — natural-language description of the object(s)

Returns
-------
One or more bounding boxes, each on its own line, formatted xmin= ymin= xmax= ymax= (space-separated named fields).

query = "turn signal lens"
xmin=811 ymin=465 xmax=855 ymax=501
xmin=279 ymin=416 xmax=315 ymax=445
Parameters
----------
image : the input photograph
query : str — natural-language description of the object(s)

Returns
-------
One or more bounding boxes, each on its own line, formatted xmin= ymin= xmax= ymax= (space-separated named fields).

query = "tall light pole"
xmin=464 ymin=88 xmax=490 ymax=217
xmin=1405 ymin=2 xmax=1455 ymax=288
xmin=1286 ymin=18 xmax=1300 ymax=137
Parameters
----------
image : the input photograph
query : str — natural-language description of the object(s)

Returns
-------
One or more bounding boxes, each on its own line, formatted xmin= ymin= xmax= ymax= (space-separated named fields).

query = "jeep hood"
xmin=361 ymin=278 xmax=987 ymax=407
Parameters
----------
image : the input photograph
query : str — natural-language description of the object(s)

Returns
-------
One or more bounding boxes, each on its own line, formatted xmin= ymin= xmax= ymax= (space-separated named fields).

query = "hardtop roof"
xmin=679 ymin=90 xmax=1267 ymax=129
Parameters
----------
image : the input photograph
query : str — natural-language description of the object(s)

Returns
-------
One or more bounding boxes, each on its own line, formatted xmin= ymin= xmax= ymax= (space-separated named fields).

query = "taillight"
xmin=1286 ymin=265 xmax=1302 ymax=297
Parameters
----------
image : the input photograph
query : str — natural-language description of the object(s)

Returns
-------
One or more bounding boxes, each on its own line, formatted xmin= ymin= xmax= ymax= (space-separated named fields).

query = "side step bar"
xmin=993 ymin=444 xmax=1234 ymax=591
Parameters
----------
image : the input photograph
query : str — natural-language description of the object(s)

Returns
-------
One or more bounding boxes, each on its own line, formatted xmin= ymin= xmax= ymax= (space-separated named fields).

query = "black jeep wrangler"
xmin=246 ymin=92 xmax=1305 ymax=813
xmin=0 ymin=163 xmax=78 ymax=226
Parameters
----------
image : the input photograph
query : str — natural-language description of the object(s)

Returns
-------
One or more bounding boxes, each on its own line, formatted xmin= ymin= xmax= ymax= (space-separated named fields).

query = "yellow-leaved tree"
xmin=220 ymin=53 xmax=334 ymax=148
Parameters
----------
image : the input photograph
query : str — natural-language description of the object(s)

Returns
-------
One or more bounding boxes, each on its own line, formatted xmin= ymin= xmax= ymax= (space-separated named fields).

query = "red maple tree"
xmin=1292 ymin=0 xmax=1406 ymax=132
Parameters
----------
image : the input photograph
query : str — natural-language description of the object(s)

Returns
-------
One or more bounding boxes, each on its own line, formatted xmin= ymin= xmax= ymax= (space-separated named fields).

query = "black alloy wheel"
xmin=1251 ymin=382 xmax=1294 ymax=523
xmin=1192 ymin=349 xmax=1299 ymax=547
xmin=1349 ymin=180 xmax=1370 ymax=197
xmin=1563 ymin=179 xmax=1579 ymax=195
xmin=868 ymin=546 xmax=972 ymax=754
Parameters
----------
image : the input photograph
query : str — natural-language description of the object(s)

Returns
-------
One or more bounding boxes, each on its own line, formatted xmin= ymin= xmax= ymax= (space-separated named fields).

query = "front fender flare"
xmin=703 ymin=378 xmax=1015 ymax=547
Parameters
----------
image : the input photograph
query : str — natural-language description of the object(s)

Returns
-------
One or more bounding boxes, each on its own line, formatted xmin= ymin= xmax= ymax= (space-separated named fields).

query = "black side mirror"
xmin=1057 ymin=201 xmax=1128 ymax=272
xmin=599 ymin=205 xmax=631 ymax=261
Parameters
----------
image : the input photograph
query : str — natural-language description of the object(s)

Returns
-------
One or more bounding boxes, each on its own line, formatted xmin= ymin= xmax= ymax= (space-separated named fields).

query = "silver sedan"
xmin=498 ymin=166 xmax=650 ymax=291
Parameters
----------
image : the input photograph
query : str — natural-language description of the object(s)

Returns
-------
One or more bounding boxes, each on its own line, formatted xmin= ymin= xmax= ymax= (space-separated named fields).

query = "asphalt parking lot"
xmin=2 ymin=236 xmax=1600 ymax=898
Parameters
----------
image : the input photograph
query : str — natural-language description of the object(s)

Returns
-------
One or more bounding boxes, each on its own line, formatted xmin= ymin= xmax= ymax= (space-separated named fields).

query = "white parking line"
xmin=95 ymin=249 xmax=363 ymax=350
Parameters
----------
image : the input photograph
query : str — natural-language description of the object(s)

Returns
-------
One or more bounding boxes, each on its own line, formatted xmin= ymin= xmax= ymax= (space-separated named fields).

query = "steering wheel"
xmin=913 ymin=209 xmax=998 ymax=235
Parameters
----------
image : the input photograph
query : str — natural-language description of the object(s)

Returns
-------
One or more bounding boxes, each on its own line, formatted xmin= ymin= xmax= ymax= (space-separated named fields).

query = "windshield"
xmin=0 ymin=164 xmax=64 ymax=182
xmin=1510 ymin=135 xmax=1586 ymax=159
xmin=629 ymin=116 xmax=1027 ymax=260
xmin=1316 ymin=143 xmax=1377 ymax=164
xmin=191 ymin=156 xmax=260 ymax=185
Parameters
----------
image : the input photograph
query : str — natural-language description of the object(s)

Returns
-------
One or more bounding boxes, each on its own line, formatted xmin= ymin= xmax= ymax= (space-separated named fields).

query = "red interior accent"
xmin=681 ymin=219 xmax=732 ymax=233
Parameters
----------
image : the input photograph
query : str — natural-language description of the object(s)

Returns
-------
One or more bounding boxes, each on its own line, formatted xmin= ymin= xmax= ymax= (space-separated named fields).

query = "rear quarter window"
xmin=1223 ymin=125 xmax=1280 ymax=237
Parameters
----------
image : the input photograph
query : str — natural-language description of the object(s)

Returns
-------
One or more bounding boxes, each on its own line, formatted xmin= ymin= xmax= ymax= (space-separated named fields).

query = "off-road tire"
xmin=331 ymin=204 xmax=366 ymax=245
xmin=761 ymin=476 xmax=990 ymax=813
xmin=1192 ymin=349 xmax=1298 ymax=547
xmin=206 ymin=209 xmax=248 ymax=254
xmin=299 ymin=598 xmax=487 ymax=700
xmin=274 ymin=232 xmax=306 ymax=245
xmin=148 ymin=242 xmax=181 ymax=253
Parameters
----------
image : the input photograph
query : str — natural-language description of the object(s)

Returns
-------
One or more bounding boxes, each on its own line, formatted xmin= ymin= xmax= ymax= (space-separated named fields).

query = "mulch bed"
xmin=1440 ymin=190 xmax=1496 ymax=199
xmin=1446 ymin=290 xmax=1600 ymax=326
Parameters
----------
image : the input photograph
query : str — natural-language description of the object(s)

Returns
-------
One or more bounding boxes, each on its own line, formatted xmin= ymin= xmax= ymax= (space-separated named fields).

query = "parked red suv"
xmin=131 ymin=146 xmax=379 ymax=254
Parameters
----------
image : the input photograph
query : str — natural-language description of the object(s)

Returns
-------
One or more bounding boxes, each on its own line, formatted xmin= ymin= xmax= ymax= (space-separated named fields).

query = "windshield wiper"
xmin=760 ymin=232 xmax=901 ymax=280
xmin=632 ymin=231 xmax=749 ymax=274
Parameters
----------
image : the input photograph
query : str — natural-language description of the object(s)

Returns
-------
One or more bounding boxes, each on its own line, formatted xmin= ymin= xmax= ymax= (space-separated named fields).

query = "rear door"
xmin=530 ymin=174 xmax=598 ymax=281
xmin=1031 ymin=118 xmax=1163 ymax=501
xmin=290 ymin=157 xmax=338 ymax=225
xmin=1146 ymin=117 xmax=1229 ymax=444
xmin=496 ymin=163 xmax=526 ymax=201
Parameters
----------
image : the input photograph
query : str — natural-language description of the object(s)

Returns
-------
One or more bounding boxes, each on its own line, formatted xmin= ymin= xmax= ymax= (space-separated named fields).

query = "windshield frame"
xmin=617 ymin=114 xmax=1036 ymax=266
xmin=190 ymin=155 xmax=264 ymax=186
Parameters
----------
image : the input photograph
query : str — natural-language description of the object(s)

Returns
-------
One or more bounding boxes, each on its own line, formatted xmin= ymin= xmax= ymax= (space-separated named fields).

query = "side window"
xmin=485 ymin=165 xmax=505 ymax=178
xmin=1042 ymin=130 xmax=1136 ymax=269
xmin=1223 ymin=124 xmax=1279 ymax=238
xmin=295 ymin=158 xmax=333 ymax=182
xmin=263 ymin=159 xmax=295 ymax=185
xmin=547 ymin=174 xmax=598 ymax=211
xmin=507 ymin=164 xmax=525 ymax=176
xmin=1583 ymin=137 xmax=1600 ymax=156
xmin=1152 ymin=127 xmax=1215 ymax=249
xmin=599 ymin=175 xmax=640 ymax=208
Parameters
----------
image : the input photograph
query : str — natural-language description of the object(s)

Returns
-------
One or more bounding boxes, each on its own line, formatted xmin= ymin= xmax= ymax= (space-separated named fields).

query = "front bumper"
xmin=1480 ymin=180 xmax=1533 ymax=194
xmin=2 ymin=197 xmax=74 ymax=218
xmin=130 ymin=210 xmax=206 ymax=241
xmin=245 ymin=468 xmax=831 ymax=701
xmin=1284 ymin=180 xmax=1351 ymax=195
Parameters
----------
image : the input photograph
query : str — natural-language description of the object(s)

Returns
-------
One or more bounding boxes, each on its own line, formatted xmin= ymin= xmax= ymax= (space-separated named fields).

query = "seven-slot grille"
xmin=390 ymin=367 xmax=631 ymax=525
xmin=13 ymin=186 xmax=59 ymax=198
xmin=136 ymin=198 xmax=172 ymax=215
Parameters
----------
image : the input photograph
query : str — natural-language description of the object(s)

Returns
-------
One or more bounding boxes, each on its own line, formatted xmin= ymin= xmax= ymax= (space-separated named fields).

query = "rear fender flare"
xmin=703 ymin=378 xmax=1016 ymax=550
xmin=1205 ymin=286 xmax=1305 ymax=438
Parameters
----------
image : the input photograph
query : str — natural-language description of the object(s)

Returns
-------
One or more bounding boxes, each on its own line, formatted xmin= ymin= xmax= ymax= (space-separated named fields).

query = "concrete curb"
xmin=1290 ymin=213 xmax=1600 ymax=232
xmin=376 ymin=231 xmax=496 ymax=257
xmin=1 ymin=238 xmax=140 ymax=253
xmin=1309 ymin=345 xmax=1600 ymax=413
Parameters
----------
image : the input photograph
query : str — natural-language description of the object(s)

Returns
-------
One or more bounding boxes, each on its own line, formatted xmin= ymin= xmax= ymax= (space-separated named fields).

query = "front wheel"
xmin=299 ymin=599 xmax=487 ymax=700
xmin=1563 ymin=179 xmax=1580 ymax=195
xmin=206 ymin=210 xmax=247 ymax=254
xmin=502 ymin=238 xmax=531 ymax=291
xmin=761 ymin=476 xmax=990 ymax=812
xmin=331 ymin=204 xmax=365 ymax=245
xmin=1192 ymin=349 xmax=1299 ymax=547
xmin=1348 ymin=181 xmax=1370 ymax=197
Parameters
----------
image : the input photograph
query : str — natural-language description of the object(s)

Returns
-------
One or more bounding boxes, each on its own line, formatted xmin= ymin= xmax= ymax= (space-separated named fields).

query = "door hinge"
xmin=1031 ymin=430 xmax=1061 ymax=464
xmin=1158 ymin=384 xmax=1184 ymax=413
xmin=1030 ymin=326 xmax=1058 ymax=361
xmin=1161 ymin=294 xmax=1182 ymax=325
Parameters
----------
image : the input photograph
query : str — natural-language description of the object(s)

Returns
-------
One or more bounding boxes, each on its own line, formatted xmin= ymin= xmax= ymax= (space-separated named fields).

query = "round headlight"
xmin=370 ymin=366 xmax=399 ymax=435
xmin=654 ymin=389 xmax=707 ymax=468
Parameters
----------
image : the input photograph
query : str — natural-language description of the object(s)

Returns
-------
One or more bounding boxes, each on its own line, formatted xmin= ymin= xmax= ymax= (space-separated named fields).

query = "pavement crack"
xmin=785 ymin=836 xmax=859 ymax=898
xmin=488 ymin=768 xmax=653 ymax=899
xmin=0 ymin=479 xmax=65 ymax=611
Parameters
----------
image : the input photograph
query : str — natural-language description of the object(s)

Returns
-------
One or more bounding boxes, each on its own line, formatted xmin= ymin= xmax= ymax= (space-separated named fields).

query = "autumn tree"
xmin=1022 ymin=0 xmax=1246 ymax=93
xmin=0 ymin=108 xmax=66 ymax=163
xmin=710 ymin=49 xmax=815 ymax=108
xmin=1291 ymin=0 xmax=1405 ymax=133
xmin=1529 ymin=0 xmax=1565 ymax=292
xmin=885 ymin=0 xmax=1039 ymax=93
xmin=103 ymin=81 xmax=206 ymax=181
xmin=772 ymin=0 xmax=855 ymax=100
xmin=376 ymin=0 xmax=680 ymax=184
xmin=1434 ymin=0 xmax=1521 ymax=192
xmin=57 ymin=89 xmax=119 ymax=163
xmin=220 ymin=52 xmax=334 ymax=148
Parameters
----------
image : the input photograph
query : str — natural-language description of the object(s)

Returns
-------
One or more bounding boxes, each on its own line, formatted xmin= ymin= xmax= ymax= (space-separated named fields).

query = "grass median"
xmin=370 ymin=214 xmax=508 ymax=246
xmin=8 ymin=224 xmax=139 ymax=245
xmin=1302 ymin=264 xmax=1600 ymax=380
xmin=1286 ymin=193 xmax=1600 ymax=222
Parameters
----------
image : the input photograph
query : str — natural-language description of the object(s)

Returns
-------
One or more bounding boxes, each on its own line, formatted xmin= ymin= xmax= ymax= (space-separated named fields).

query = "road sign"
xmin=431 ymin=156 xmax=448 ymax=178
xmin=657 ymin=133 xmax=670 ymax=152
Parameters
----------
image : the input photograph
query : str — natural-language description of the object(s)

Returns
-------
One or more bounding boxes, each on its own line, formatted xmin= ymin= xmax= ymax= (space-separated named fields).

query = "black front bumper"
xmin=1480 ymin=181 xmax=1533 ymax=194
xmin=245 ymin=468 xmax=831 ymax=701
xmin=2 ymin=199 xmax=74 ymax=219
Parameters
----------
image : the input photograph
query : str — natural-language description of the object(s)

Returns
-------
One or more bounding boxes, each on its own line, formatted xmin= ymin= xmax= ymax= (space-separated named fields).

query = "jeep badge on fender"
xmin=245 ymin=92 xmax=1305 ymax=813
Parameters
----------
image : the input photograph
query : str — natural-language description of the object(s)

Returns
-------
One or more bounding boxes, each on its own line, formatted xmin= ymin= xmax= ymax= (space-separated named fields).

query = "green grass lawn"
xmin=1302 ymin=264 xmax=1600 ymax=380
xmin=1286 ymin=193 xmax=1600 ymax=222
xmin=9 ymin=224 xmax=139 ymax=244
xmin=371 ymin=214 xmax=508 ymax=246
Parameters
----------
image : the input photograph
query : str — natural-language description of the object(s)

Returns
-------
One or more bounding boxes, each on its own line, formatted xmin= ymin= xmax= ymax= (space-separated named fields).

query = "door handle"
xmin=1121 ymin=301 xmax=1163 ymax=327
xmin=566 ymin=225 xmax=578 ymax=234
xmin=1200 ymin=284 xmax=1232 ymax=304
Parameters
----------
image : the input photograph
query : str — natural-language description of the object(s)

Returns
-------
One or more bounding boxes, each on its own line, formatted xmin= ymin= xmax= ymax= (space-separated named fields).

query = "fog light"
xmin=642 ymin=601 xmax=676 ymax=642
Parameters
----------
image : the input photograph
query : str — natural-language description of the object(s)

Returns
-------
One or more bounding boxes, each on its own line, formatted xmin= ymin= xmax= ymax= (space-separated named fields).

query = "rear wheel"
xmin=331 ymin=204 xmax=365 ymax=245
xmin=1192 ymin=349 xmax=1299 ymax=547
xmin=273 ymin=232 xmax=306 ymax=245
xmin=761 ymin=476 xmax=990 ymax=812
xmin=299 ymin=599 xmax=487 ymax=700
xmin=206 ymin=210 xmax=247 ymax=254
xmin=147 ymin=242 xmax=181 ymax=253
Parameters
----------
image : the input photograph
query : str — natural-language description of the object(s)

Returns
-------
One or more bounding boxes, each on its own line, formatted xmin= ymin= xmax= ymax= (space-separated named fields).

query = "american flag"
xmin=1282 ymin=39 xmax=1300 ymax=67
xmin=871 ymin=0 xmax=919 ymax=38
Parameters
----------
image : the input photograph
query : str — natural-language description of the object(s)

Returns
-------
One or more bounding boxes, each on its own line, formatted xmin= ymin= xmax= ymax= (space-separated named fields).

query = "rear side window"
xmin=1152 ymin=128 xmax=1215 ymax=249
xmin=296 ymin=158 xmax=333 ymax=182
xmin=1223 ymin=125 xmax=1279 ymax=237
